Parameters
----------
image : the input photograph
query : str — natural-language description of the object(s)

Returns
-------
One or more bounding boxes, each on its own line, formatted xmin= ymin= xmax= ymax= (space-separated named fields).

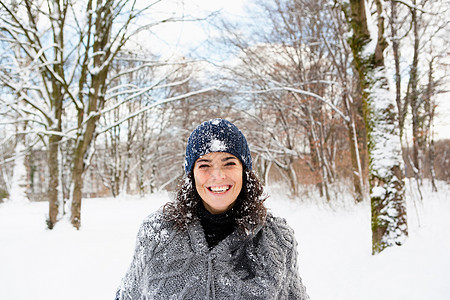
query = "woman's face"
xmin=193 ymin=152 xmax=243 ymax=214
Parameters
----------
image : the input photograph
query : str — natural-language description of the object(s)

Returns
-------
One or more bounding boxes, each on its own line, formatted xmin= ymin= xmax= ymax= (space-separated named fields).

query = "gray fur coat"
xmin=117 ymin=210 xmax=309 ymax=300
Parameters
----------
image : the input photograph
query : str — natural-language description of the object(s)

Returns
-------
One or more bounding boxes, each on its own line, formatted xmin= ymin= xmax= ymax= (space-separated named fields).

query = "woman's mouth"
xmin=207 ymin=185 xmax=231 ymax=194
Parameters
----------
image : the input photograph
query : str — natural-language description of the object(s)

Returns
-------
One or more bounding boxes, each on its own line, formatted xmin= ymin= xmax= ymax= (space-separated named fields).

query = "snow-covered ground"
xmin=0 ymin=180 xmax=449 ymax=300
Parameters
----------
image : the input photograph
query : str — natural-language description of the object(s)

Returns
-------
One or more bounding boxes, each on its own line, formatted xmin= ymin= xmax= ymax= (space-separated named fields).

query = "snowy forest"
xmin=0 ymin=0 xmax=450 ymax=299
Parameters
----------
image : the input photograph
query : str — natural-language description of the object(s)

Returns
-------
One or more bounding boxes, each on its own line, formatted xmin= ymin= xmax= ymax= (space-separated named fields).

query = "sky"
xmin=434 ymin=96 xmax=450 ymax=140
xmin=144 ymin=0 xmax=248 ymax=55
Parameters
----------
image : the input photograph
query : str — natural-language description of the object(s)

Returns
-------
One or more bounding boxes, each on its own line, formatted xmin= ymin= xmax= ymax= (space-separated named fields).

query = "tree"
xmin=0 ymin=0 xmax=214 ymax=229
xmin=387 ymin=0 xmax=450 ymax=190
xmin=0 ymin=0 xmax=66 ymax=227
xmin=218 ymin=0 xmax=357 ymax=198
xmin=342 ymin=0 xmax=408 ymax=254
xmin=94 ymin=53 xmax=208 ymax=196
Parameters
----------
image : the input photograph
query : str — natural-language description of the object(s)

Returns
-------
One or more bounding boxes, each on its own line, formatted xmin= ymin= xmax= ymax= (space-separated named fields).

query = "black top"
xmin=197 ymin=203 xmax=236 ymax=249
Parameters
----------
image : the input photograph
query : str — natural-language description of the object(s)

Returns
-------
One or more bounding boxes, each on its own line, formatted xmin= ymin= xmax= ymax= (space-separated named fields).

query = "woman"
xmin=116 ymin=119 xmax=309 ymax=300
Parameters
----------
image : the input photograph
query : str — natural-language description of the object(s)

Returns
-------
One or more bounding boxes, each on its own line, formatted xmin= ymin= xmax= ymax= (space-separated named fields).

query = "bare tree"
xmin=0 ymin=0 xmax=215 ymax=229
xmin=0 ymin=0 xmax=66 ymax=227
xmin=342 ymin=0 xmax=408 ymax=254
xmin=216 ymin=0 xmax=364 ymax=199
xmin=406 ymin=0 xmax=448 ymax=187
xmin=385 ymin=0 xmax=450 ymax=193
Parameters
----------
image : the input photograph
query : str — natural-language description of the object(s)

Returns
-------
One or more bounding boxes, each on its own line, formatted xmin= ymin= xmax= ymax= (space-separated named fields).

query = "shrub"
xmin=0 ymin=188 xmax=8 ymax=203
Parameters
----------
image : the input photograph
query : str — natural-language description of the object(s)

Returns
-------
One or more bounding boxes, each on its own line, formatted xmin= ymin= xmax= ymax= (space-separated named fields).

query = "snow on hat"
xmin=184 ymin=118 xmax=252 ymax=174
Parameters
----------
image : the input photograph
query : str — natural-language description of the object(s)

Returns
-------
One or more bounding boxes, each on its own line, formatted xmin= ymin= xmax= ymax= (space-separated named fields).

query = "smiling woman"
xmin=193 ymin=152 xmax=243 ymax=214
xmin=116 ymin=118 xmax=310 ymax=300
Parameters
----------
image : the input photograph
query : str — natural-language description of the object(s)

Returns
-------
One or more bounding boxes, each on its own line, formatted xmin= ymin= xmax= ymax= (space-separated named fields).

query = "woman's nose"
xmin=211 ymin=166 xmax=225 ymax=179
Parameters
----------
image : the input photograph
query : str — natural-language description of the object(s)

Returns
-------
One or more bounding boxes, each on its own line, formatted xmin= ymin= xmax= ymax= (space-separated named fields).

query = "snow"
xmin=209 ymin=139 xmax=227 ymax=152
xmin=362 ymin=0 xmax=378 ymax=57
xmin=0 ymin=181 xmax=449 ymax=300
xmin=368 ymin=68 xmax=404 ymax=180
xmin=211 ymin=119 xmax=222 ymax=126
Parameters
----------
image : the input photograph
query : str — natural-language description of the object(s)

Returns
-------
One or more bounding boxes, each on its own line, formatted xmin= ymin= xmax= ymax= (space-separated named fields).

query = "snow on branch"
xmin=0 ymin=116 xmax=47 ymax=128
xmin=99 ymin=86 xmax=218 ymax=134
xmin=243 ymin=86 xmax=350 ymax=122
xmin=392 ymin=0 xmax=436 ymax=14
xmin=0 ymin=88 xmax=51 ymax=123
xmin=107 ymin=59 xmax=199 ymax=83
xmin=102 ymin=74 xmax=192 ymax=115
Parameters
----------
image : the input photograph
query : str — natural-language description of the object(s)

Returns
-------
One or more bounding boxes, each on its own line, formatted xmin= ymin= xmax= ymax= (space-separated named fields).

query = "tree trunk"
xmin=428 ymin=139 xmax=437 ymax=192
xmin=409 ymin=0 xmax=424 ymax=182
xmin=344 ymin=93 xmax=365 ymax=202
xmin=389 ymin=0 xmax=406 ymax=140
xmin=70 ymin=0 xmax=111 ymax=229
xmin=47 ymin=21 xmax=64 ymax=228
xmin=425 ymin=58 xmax=438 ymax=192
xmin=70 ymin=112 xmax=100 ymax=229
xmin=47 ymin=134 xmax=62 ymax=229
xmin=71 ymin=73 xmax=104 ymax=228
xmin=288 ymin=161 xmax=299 ymax=197
xmin=346 ymin=0 xmax=408 ymax=254
xmin=305 ymin=105 xmax=325 ymax=198
xmin=70 ymin=147 xmax=84 ymax=229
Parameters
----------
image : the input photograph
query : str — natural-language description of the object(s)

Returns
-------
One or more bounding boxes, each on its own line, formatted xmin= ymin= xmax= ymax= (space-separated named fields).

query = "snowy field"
xmin=0 ymin=180 xmax=449 ymax=300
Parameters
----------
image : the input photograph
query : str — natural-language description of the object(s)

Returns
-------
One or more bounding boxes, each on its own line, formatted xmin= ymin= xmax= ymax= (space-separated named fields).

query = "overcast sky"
xmin=146 ymin=0 xmax=248 ymax=55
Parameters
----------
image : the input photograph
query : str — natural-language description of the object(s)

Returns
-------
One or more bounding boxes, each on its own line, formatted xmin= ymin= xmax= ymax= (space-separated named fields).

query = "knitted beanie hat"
xmin=184 ymin=118 xmax=252 ymax=174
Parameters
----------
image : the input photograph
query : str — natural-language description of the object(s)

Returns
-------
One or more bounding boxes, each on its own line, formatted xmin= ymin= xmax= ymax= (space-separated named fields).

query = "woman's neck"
xmin=197 ymin=202 xmax=236 ymax=249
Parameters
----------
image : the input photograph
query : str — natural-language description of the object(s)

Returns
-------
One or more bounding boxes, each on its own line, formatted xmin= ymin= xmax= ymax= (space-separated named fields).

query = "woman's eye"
xmin=198 ymin=164 xmax=209 ymax=169
xmin=225 ymin=162 xmax=236 ymax=166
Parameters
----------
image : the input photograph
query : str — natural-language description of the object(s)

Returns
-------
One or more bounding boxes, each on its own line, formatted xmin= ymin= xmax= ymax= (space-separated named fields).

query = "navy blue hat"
xmin=184 ymin=118 xmax=252 ymax=174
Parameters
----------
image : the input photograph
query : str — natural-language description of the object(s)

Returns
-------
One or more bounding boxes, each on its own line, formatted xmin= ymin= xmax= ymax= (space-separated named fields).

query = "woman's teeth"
xmin=208 ymin=186 xmax=230 ymax=193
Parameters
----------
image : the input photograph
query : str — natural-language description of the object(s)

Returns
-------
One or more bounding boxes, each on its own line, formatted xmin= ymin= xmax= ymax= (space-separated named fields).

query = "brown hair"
xmin=163 ymin=169 xmax=268 ymax=233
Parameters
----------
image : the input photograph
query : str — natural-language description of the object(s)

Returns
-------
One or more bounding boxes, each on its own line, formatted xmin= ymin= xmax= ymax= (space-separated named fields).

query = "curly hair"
xmin=163 ymin=169 xmax=268 ymax=233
